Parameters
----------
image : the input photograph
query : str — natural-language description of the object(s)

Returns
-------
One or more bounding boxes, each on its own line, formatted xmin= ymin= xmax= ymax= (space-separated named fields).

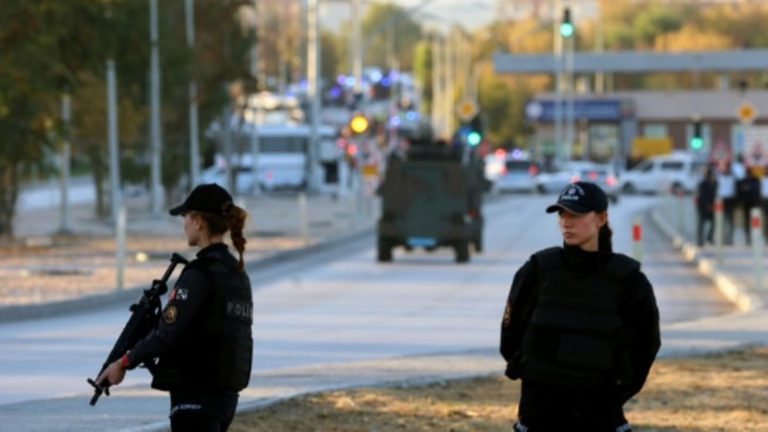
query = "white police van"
xmin=201 ymin=124 xmax=343 ymax=194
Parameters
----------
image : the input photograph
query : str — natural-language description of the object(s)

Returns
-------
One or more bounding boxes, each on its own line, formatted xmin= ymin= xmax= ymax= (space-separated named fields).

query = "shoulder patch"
xmin=163 ymin=305 xmax=178 ymax=324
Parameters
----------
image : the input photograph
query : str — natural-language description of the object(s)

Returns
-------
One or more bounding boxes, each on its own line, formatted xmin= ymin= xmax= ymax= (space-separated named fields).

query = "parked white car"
xmin=621 ymin=152 xmax=707 ymax=194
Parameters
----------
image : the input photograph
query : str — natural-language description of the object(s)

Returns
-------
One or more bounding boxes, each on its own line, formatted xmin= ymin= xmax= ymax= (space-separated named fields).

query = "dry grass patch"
xmin=232 ymin=347 xmax=768 ymax=431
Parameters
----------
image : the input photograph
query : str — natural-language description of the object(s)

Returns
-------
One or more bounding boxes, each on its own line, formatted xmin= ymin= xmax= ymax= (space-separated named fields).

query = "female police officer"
xmin=500 ymin=181 xmax=660 ymax=431
xmin=97 ymin=183 xmax=253 ymax=432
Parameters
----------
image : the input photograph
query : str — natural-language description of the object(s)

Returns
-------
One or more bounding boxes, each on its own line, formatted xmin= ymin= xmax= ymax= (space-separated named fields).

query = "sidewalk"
xmin=651 ymin=196 xmax=768 ymax=358
xmin=1 ymin=192 xmax=378 ymax=321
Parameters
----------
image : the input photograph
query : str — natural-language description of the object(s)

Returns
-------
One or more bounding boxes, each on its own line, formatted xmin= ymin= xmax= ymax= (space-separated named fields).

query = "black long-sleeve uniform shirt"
xmin=125 ymin=244 xmax=226 ymax=369
xmin=500 ymin=245 xmax=661 ymax=409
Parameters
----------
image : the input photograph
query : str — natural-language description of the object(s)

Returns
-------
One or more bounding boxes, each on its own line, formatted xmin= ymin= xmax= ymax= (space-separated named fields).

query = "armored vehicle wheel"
xmin=455 ymin=240 xmax=470 ymax=263
xmin=473 ymin=236 xmax=483 ymax=253
xmin=377 ymin=236 xmax=393 ymax=262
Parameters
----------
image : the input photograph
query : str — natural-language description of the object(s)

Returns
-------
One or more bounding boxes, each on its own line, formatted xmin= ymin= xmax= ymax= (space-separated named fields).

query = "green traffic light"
xmin=560 ymin=22 xmax=574 ymax=38
xmin=467 ymin=131 xmax=482 ymax=146
xmin=690 ymin=137 xmax=704 ymax=150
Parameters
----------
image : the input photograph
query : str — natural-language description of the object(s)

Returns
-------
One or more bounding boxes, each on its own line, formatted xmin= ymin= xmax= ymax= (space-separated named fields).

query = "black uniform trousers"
xmin=169 ymin=390 xmax=239 ymax=432
xmin=514 ymin=380 xmax=630 ymax=432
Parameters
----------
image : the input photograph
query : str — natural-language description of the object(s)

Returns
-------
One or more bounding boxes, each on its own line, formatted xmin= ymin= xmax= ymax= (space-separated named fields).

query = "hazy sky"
xmin=320 ymin=0 xmax=497 ymax=32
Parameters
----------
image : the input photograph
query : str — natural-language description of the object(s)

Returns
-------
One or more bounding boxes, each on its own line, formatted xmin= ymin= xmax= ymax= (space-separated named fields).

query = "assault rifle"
xmin=87 ymin=252 xmax=188 ymax=406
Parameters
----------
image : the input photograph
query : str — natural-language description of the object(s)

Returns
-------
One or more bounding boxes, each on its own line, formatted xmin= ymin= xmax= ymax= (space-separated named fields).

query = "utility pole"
xmin=565 ymin=25 xmax=575 ymax=161
xmin=59 ymin=94 xmax=72 ymax=234
xmin=595 ymin=2 xmax=605 ymax=94
xmin=107 ymin=60 xmax=121 ymax=223
xmin=306 ymin=0 xmax=320 ymax=192
xmin=149 ymin=0 xmax=163 ymax=215
xmin=444 ymin=30 xmax=455 ymax=138
xmin=351 ymin=0 xmax=363 ymax=100
xmin=185 ymin=0 xmax=201 ymax=188
xmin=431 ymin=33 xmax=443 ymax=137
xmin=553 ymin=0 xmax=564 ymax=163
xmin=250 ymin=0 xmax=261 ymax=196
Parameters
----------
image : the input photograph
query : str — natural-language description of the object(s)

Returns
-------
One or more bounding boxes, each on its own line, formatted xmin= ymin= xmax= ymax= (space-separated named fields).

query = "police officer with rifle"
xmin=92 ymin=184 xmax=253 ymax=432
xmin=500 ymin=182 xmax=661 ymax=431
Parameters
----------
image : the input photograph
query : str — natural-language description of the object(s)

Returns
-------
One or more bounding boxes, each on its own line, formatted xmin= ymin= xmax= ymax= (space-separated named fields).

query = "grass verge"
xmin=231 ymin=347 xmax=768 ymax=431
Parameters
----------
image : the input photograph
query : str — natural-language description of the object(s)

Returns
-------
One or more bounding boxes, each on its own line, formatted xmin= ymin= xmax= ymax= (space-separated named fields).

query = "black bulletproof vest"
xmin=521 ymin=247 xmax=638 ymax=387
xmin=152 ymin=251 xmax=253 ymax=392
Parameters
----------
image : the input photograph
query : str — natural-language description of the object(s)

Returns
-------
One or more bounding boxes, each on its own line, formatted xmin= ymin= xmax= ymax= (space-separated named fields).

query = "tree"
xmin=633 ymin=5 xmax=684 ymax=49
xmin=412 ymin=40 xmax=432 ymax=115
xmin=360 ymin=3 xmax=422 ymax=71
xmin=0 ymin=0 xmax=108 ymax=237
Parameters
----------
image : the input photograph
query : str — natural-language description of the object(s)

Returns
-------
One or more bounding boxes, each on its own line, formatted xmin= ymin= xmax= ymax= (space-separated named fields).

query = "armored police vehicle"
xmin=376 ymin=139 xmax=485 ymax=264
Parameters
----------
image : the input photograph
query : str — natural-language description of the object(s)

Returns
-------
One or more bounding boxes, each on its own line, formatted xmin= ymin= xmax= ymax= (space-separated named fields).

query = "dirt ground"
xmin=0 ymin=234 xmax=304 ymax=306
xmin=231 ymin=347 xmax=768 ymax=432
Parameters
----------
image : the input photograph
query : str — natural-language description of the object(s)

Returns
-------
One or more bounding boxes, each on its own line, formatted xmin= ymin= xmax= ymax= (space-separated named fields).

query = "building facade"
xmin=526 ymin=90 xmax=768 ymax=168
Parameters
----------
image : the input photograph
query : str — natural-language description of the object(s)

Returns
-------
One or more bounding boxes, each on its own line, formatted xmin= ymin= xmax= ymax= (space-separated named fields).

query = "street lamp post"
xmin=149 ymin=0 xmax=164 ymax=216
xmin=553 ymin=1 xmax=564 ymax=162
xmin=306 ymin=0 xmax=321 ymax=192
xmin=185 ymin=0 xmax=201 ymax=188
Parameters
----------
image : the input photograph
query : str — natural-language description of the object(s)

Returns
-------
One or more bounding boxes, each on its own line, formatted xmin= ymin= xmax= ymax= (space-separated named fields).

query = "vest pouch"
xmin=557 ymin=333 xmax=614 ymax=371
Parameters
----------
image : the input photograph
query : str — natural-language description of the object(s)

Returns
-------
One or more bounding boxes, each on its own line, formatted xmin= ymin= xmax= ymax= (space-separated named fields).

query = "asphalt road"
xmin=0 ymin=194 xmax=734 ymax=430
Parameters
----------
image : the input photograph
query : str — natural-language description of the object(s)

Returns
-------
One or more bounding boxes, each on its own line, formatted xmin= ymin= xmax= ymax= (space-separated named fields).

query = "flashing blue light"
xmin=329 ymin=86 xmax=342 ymax=98
xmin=370 ymin=71 xmax=383 ymax=83
xmin=381 ymin=77 xmax=392 ymax=87
xmin=389 ymin=70 xmax=401 ymax=81
xmin=337 ymin=75 xmax=347 ymax=85
xmin=389 ymin=116 xmax=402 ymax=127
xmin=406 ymin=111 xmax=418 ymax=121
xmin=345 ymin=77 xmax=356 ymax=87
xmin=511 ymin=149 xmax=524 ymax=159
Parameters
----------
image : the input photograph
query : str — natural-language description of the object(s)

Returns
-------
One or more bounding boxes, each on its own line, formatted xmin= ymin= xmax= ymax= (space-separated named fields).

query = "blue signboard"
xmin=525 ymin=99 xmax=632 ymax=123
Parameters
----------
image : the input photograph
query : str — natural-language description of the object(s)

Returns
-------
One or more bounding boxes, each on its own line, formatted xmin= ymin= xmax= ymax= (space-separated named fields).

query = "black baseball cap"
xmin=545 ymin=181 xmax=608 ymax=214
xmin=169 ymin=183 xmax=234 ymax=217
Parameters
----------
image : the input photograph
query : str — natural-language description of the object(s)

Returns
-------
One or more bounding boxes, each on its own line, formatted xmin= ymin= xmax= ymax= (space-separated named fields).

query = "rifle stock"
xmin=87 ymin=253 xmax=188 ymax=406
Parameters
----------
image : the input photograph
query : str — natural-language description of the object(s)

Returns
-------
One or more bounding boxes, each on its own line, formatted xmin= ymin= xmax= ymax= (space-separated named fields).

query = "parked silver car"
xmin=537 ymin=161 xmax=620 ymax=203
xmin=495 ymin=159 xmax=539 ymax=193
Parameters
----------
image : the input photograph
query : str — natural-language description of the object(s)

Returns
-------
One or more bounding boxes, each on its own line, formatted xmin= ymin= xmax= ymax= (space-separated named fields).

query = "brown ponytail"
xmin=227 ymin=205 xmax=248 ymax=271
xmin=599 ymin=221 xmax=613 ymax=253
xmin=196 ymin=203 xmax=249 ymax=272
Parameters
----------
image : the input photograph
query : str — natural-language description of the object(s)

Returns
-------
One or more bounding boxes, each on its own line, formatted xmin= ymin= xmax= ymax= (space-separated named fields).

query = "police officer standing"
xmin=717 ymin=162 xmax=737 ymax=245
xmin=96 ymin=183 xmax=253 ymax=432
xmin=695 ymin=167 xmax=718 ymax=247
xmin=500 ymin=182 xmax=660 ymax=431
xmin=737 ymin=167 xmax=762 ymax=245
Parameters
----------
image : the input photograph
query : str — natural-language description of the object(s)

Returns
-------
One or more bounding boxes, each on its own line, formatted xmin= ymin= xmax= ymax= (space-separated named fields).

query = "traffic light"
xmin=464 ymin=114 xmax=484 ymax=147
xmin=560 ymin=7 xmax=574 ymax=38
xmin=349 ymin=113 xmax=369 ymax=135
xmin=690 ymin=120 xmax=704 ymax=150
xmin=467 ymin=131 xmax=482 ymax=147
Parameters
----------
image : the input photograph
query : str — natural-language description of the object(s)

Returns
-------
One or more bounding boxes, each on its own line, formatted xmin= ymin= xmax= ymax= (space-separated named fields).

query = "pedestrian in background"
xmin=717 ymin=162 xmax=737 ymax=245
xmin=500 ymin=182 xmax=661 ymax=432
xmin=737 ymin=167 xmax=761 ymax=245
xmin=696 ymin=167 xmax=718 ymax=247
xmin=760 ymin=170 xmax=768 ymax=241
xmin=96 ymin=183 xmax=253 ymax=432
